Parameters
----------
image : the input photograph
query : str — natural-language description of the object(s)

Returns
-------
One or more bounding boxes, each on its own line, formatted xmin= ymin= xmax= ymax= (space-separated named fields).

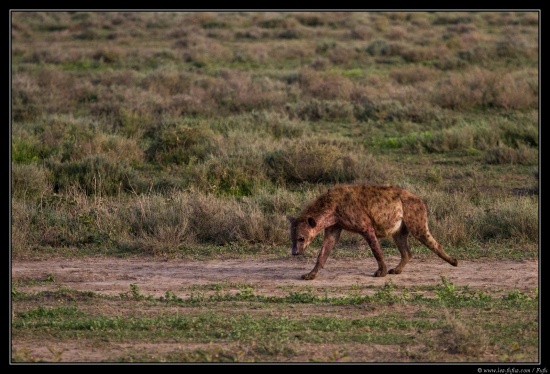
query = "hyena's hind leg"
xmin=389 ymin=224 xmax=412 ymax=274
xmin=361 ymin=226 xmax=388 ymax=278
xmin=402 ymin=195 xmax=458 ymax=267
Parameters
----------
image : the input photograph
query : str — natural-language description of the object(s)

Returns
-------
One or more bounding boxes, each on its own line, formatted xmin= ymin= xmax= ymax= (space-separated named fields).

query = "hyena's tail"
xmin=401 ymin=192 xmax=458 ymax=267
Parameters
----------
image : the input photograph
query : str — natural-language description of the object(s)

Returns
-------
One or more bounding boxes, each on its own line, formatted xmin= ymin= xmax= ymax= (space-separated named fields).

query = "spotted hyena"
xmin=287 ymin=184 xmax=458 ymax=280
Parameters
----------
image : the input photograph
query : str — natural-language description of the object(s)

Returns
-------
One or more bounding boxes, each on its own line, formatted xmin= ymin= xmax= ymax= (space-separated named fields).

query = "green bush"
xmin=190 ymin=154 xmax=268 ymax=197
xmin=47 ymin=155 xmax=139 ymax=195
xmin=500 ymin=120 xmax=538 ymax=148
xmin=145 ymin=124 xmax=221 ymax=165
xmin=265 ymin=141 xmax=360 ymax=185
xmin=12 ymin=138 xmax=41 ymax=164
xmin=12 ymin=163 xmax=52 ymax=199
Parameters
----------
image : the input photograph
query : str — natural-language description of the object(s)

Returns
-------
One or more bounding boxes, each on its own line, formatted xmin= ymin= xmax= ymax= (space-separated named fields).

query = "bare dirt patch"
xmin=12 ymin=255 xmax=539 ymax=297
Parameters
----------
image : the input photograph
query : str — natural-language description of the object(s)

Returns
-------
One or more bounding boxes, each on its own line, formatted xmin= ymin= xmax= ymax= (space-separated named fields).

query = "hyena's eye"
xmin=298 ymin=237 xmax=305 ymax=242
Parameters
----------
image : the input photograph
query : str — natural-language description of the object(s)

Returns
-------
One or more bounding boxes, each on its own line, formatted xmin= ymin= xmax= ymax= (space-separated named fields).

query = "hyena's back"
xmin=334 ymin=185 xmax=444 ymax=250
xmin=358 ymin=186 xmax=434 ymax=240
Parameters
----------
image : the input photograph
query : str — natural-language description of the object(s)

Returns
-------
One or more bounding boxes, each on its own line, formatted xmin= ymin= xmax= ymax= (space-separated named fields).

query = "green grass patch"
xmin=12 ymin=277 xmax=538 ymax=362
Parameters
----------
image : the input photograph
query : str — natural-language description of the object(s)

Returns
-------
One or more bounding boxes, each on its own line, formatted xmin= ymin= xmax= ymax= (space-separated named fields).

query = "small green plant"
xmin=162 ymin=290 xmax=182 ymax=302
xmin=12 ymin=139 xmax=41 ymax=164
xmin=503 ymin=289 xmax=534 ymax=303
xmin=425 ymin=168 xmax=443 ymax=185
xmin=11 ymin=284 xmax=20 ymax=299
xmin=372 ymin=279 xmax=401 ymax=303
xmin=130 ymin=283 xmax=142 ymax=299
xmin=435 ymin=276 xmax=457 ymax=302
xmin=287 ymin=291 xmax=320 ymax=303
xmin=236 ymin=287 xmax=255 ymax=299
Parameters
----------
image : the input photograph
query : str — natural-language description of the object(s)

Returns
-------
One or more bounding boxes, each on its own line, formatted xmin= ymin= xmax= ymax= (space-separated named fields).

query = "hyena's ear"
xmin=287 ymin=216 xmax=295 ymax=224
xmin=307 ymin=217 xmax=317 ymax=228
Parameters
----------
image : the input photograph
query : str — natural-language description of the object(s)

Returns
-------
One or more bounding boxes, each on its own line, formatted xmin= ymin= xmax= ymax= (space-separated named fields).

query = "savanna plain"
xmin=11 ymin=11 xmax=539 ymax=363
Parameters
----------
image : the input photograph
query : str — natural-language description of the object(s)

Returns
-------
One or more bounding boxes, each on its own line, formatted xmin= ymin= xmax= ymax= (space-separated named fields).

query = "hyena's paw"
xmin=302 ymin=272 xmax=317 ymax=280
xmin=373 ymin=269 xmax=388 ymax=277
xmin=388 ymin=268 xmax=402 ymax=275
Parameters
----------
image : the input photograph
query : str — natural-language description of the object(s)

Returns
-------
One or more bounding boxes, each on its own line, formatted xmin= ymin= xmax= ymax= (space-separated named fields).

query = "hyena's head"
xmin=287 ymin=216 xmax=317 ymax=255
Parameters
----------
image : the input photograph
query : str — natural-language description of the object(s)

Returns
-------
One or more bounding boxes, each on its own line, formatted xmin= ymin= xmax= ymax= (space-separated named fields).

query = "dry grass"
xmin=440 ymin=309 xmax=489 ymax=356
xmin=11 ymin=11 xmax=539 ymax=257
xmin=432 ymin=68 xmax=538 ymax=110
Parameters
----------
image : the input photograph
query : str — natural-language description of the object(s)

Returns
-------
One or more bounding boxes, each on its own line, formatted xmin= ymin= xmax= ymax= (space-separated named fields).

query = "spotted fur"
xmin=287 ymin=184 xmax=458 ymax=280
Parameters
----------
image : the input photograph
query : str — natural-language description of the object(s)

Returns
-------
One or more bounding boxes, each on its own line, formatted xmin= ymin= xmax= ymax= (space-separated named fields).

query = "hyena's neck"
xmin=300 ymin=210 xmax=338 ymax=234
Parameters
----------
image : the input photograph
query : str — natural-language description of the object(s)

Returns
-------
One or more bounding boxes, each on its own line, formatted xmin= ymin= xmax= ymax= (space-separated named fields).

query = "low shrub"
xmin=145 ymin=124 xmax=222 ymax=166
xmin=483 ymin=143 xmax=538 ymax=165
xmin=11 ymin=164 xmax=52 ymax=200
xmin=46 ymin=155 xmax=140 ymax=195
xmin=265 ymin=141 xmax=360 ymax=185
xmin=289 ymin=99 xmax=355 ymax=122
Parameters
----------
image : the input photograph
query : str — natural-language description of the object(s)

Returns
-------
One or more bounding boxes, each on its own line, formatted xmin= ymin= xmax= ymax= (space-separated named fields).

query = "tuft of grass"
xmin=265 ymin=140 xmax=359 ymax=184
xmin=483 ymin=143 xmax=538 ymax=165
xmin=436 ymin=309 xmax=489 ymax=356
xmin=471 ymin=196 xmax=539 ymax=242
xmin=432 ymin=68 xmax=538 ymax=110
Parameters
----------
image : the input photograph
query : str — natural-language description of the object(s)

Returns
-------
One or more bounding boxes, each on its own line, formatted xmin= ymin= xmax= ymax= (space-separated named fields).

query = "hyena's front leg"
xmin=303 ymin=225 xmax=342 ymax=280
xmin=362 ymin=226 xmax=388 ymax=277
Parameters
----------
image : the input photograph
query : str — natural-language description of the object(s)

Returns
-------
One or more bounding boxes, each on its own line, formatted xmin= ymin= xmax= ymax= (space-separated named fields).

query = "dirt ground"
xmin=11 ymin=255 xmax=539 ymax=363
xmin=12 ymin=255 xmax=539 ymax=298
